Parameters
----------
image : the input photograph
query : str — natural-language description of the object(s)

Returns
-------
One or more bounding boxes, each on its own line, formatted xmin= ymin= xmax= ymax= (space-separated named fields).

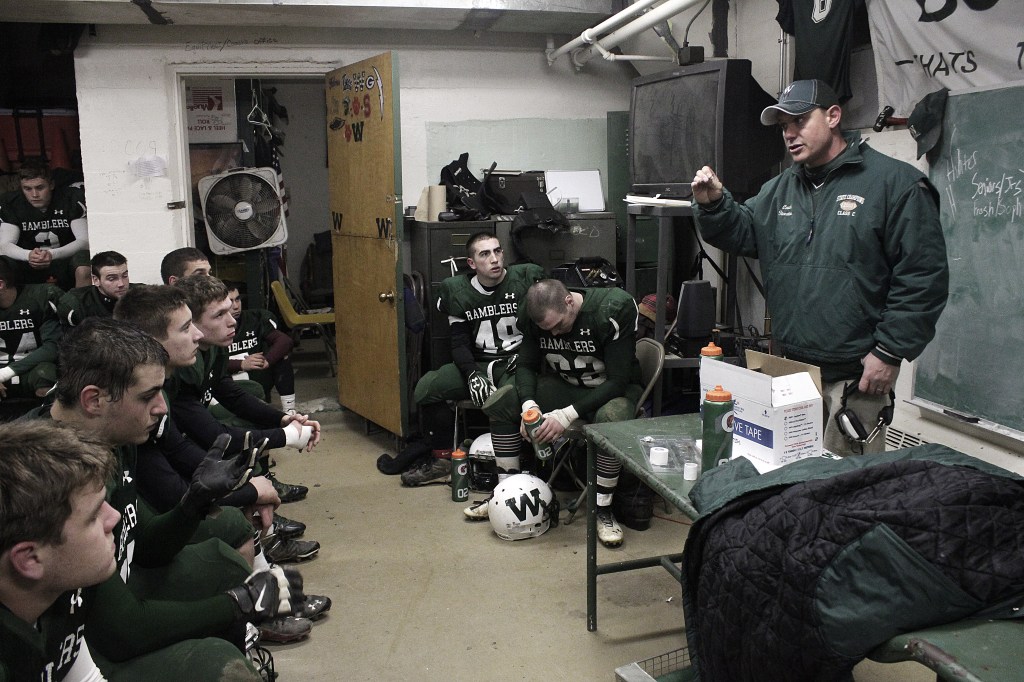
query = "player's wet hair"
xmin=0 ymin=420 xmax=115 ymax=553
xmin=465 ymin=231 xmax=499 ymax=258
xmin=160 ymin=247 xmax=209 ymax=284
xmin=55 ymin=318 xmax=169 ymax=408
xmin=525 ymin=279 xmax=571 ymax=323
xmin=174 ymin=273 xmax=229 ymax=319
xmin=17 ymin=157 xmax=51 ymax=183
xmin=114 ymin=285 xmax=190 ymax=341
xmin=90 ymin=250 xmax=128 ymax=278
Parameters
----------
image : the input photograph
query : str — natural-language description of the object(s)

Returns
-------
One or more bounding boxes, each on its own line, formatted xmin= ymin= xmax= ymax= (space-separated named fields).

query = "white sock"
xmin=281 ymin=394 xmax=296 ymax=412
xmin=253 ymin=549 xmax=271 ymax=571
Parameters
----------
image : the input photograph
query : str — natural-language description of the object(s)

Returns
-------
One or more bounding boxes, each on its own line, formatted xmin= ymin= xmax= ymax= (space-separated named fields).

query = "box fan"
xmin=198 ymin=167 xmax=288 ymax=255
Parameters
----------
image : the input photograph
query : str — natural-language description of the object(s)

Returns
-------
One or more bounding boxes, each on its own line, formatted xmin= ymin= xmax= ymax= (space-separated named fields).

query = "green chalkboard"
xmin=913 ymin=83 xmax=1024 ymax=434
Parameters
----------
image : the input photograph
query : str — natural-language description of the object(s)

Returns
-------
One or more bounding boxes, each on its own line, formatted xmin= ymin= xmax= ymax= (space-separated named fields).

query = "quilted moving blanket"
xmin=682 ymin=447 xmax=1024 ymax=682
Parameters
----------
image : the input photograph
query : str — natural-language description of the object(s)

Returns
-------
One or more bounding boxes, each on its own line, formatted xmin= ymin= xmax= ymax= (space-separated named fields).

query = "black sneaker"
xmin=259 ymin=616 xmax=312 ymax=644
xmin=263 ymin=537 xmax=320 ymax=563
xmin=400 ymin=457 xmax=451 ymax=486
xmin=272 ymin=513 xmax=306 ymax=540
xmin=299 ymin=594 xmax=332 ymax=621
xmin=267 ymin=472 xmax=308 ymax=503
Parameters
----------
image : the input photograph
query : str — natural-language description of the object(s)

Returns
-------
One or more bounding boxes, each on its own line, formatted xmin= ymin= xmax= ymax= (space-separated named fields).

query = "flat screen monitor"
xmin=629 ymin=59 xmax=785 ymax=200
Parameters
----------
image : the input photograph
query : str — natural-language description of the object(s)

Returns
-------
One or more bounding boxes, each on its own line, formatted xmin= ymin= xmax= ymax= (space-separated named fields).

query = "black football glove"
xmin=180 ymin=434 xmax=265 ymax=519
xmin=467 ymin=370 xmax=497 ymax=408
xmin=226 ymin=565 xmax=305 ymax=624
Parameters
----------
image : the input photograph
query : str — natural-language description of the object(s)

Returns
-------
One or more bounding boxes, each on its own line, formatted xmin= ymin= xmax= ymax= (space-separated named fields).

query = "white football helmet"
xmin=468 ymin=433 xmax=494 ymax=459
xmin=488 ymin=473 xmax=554 ymax=541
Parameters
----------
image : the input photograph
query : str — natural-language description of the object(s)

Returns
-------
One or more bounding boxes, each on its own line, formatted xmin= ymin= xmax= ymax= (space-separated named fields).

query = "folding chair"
xmin=548 ymin=337 xmax=665 ymax=524
xmin=270 ymin=278 xmax=338 ymax=376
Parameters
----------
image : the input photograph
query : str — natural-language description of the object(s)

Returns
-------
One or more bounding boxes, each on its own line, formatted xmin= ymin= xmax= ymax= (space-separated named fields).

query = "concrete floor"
xmin=268 ymin=345 xmax=936 ymax=681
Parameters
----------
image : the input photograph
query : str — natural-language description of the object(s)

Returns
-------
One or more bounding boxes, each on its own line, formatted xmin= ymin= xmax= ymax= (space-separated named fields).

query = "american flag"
xmin=269 ymin=146 xmax=289 ymax=219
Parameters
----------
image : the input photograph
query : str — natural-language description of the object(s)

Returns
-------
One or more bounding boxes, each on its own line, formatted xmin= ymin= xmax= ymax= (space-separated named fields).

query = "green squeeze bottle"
xmin=522 ymin=408 xmax=554 ymax=461
xmin=450 ymin=448 xmax=469 ymax=502
xmin=701 ymin=385 xmax=734 ymax=474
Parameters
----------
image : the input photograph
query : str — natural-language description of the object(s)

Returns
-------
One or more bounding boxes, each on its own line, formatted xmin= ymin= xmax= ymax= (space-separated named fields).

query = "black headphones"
xmin=834 ymin=381 xmax=895 ymax=443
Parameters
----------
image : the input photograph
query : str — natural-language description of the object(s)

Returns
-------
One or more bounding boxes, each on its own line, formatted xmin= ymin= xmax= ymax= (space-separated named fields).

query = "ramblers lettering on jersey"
xmin=0 ymin=185 xmax=86 ymax=252
xmin=0 ymin=283 xmax=62 ymax=370
xmin=438 ymin=263 xmax=544 ymax=361
xmin=533 ymin=287 xmax=639 ymax=388
xmin=0 ymin=587 xmax=91 ymax=682
xmin=228 ymin=309 xmax=279 ymax=361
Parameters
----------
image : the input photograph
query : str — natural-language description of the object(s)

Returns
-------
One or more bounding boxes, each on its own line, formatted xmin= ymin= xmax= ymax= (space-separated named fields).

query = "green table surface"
xmin=584 ymin=414 xmax=701 ymax=521
xmin=869 ymin=619 xmax=1024 ymax=681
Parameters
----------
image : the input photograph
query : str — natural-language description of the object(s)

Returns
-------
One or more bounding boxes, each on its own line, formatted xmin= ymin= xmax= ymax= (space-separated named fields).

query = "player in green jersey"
xmin=0 ymin=159 xmax=90 ymax=290
xmin=225 ymin=282 xmax=297 ymax=413
xmin=486 ymin=279 xmax=643 ymax=547
xmin=58 ymin=251 xmax=144 ymax=329
xmin=0 ymin=256 xmax=62 ymax=403
xmin=0 ymin=420 xmax=120 ymax=682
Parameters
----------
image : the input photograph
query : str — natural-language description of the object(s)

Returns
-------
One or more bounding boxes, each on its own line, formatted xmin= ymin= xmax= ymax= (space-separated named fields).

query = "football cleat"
xmin=400 ymin=457 xmax=451 ymax=486
xmin=596 ymin=508 xmax=623 ymax=547
xmin=258 ymin=616 xmax=312 ymax=644
xmin=463 ymin=497 xmax=491 ymax=520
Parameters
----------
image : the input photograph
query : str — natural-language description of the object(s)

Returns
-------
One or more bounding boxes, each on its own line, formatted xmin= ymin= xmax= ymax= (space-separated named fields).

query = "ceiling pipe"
xmin=546 ymin=0 xmax=662 ymax=66
xmin=564 ymin=0 xmax=706 ymax=69
xmin=589 ymin=40 xmax=676 ymax=63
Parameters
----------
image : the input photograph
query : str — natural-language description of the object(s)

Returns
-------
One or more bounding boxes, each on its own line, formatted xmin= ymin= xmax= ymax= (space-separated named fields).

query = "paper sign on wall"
xmin=186 ymin=78 xmax=238 ymax=144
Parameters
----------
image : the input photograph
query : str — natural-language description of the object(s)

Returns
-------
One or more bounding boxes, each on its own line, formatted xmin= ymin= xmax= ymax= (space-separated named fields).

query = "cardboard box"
xmin=700 ymin=352 xmax=823 ymax=470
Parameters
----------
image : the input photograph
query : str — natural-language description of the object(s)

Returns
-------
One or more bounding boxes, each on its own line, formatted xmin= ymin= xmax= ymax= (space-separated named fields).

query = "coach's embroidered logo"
xmin=836 ymin=194 xmax=864 ymax=217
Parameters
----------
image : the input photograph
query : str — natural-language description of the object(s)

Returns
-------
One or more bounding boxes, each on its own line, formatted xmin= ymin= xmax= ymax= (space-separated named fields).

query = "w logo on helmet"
xmin=489 ymin=474 xmax=555 ymax=541
xmin=503 ymin=488 xmax=545 ymax=521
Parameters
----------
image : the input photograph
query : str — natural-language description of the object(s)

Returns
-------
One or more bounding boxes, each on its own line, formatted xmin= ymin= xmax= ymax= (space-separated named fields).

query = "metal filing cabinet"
xmin=514 ymin=211 xmax=618 ymax=274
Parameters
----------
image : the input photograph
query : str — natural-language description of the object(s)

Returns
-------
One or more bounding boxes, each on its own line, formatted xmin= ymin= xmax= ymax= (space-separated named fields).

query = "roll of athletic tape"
xmin=649 ymin=446 xmax=669 ymax=466
xmin=684 ymin=462 xmax=699 ymax=480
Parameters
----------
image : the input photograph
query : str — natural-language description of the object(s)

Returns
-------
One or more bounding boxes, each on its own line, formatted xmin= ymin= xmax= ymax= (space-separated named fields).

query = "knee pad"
xmin=481 ymin=384 xmax=521 ymax=423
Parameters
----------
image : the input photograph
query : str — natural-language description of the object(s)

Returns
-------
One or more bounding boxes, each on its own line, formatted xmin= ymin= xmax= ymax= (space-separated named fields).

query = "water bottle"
xmin=522 ymin=408 xmax=554 ymax=461
xmin=701 ymin=385 xmax=734 ymax=473
xmin=700 ymin=341 xmax=724 ymax=360
xmin=451 ymin=448 xmax=469 ymax=502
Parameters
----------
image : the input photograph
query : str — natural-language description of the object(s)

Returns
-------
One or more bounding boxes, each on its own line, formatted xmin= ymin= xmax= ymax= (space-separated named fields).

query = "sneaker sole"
xmin=400 ymin=476 xmax=451 ymax=487
xmin=258 ymin=623 xmax=312 ymax=644
xmin=259 ymin=630 xmax=311 ymax=644
xmin=268 ymin=550 xmax=319 ymax=563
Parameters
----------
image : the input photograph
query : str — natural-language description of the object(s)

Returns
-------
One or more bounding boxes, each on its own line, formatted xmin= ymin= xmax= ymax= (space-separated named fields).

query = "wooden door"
xmin=326 ymin=53 xmax=407 ymax=436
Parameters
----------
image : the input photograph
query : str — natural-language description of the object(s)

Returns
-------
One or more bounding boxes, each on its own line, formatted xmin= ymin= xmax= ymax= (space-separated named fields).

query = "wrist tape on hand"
xmin=284 ymin=423 xmax=314 ymax=450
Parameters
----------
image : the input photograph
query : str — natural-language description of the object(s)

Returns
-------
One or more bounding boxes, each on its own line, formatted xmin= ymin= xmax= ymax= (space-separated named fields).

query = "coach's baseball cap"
xmin=907 ymin=88 xmax=949 ymax=160
xmin=760 ymin=79 xmax=840 ymax=126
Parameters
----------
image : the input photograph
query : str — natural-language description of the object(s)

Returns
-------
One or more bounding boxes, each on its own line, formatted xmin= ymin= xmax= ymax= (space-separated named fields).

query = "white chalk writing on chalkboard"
xmin=913 ymin=83 xmax=1024 ymax=438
